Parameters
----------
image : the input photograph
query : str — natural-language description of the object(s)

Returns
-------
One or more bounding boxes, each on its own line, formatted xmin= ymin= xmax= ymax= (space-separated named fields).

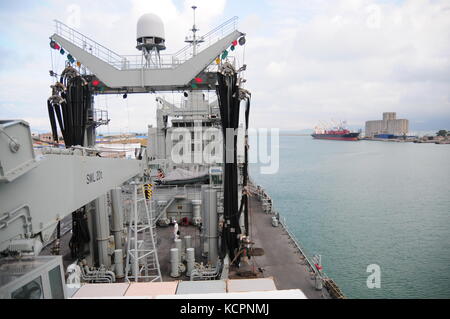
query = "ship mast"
xmin=185 ymin=5 xmax=204 ymax=57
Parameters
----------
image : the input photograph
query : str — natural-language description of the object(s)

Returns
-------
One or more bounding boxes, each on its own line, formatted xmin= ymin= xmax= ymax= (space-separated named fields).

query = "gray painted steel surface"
xmin=0 ymin=153 xmax=142 ymax=251
xmin=0 ymin=120 xmax=37 ymax=182
xmin=176 ymin=279 xmax=226 ymax=294
xmin=50 ymin=31 xmax=243 ymax=90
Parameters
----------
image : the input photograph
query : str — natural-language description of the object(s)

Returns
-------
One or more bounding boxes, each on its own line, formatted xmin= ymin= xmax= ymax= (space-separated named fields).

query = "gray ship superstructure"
xmin=0 ymin=10 xmax=343 ymax=299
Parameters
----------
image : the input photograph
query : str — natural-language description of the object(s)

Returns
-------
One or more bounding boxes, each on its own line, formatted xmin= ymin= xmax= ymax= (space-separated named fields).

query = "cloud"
xmin=0 ymin=0 xmax=228 ymax=133
xmin=0 ymin=0 xmax=449 ymax=133
xmin=243 ymin=0 xmax=450 ymax=129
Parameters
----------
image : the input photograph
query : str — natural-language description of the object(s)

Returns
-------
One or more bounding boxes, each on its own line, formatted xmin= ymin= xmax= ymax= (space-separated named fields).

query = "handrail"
xmin=202 ymin=16 xmax=239 ymax=39
xmin=278 ymin=216 xmax=323 ymax=278
xmin=53 ymin=16 xmax=239 ymax=70
xmin=54 ymin=20 xmax=123 ymax=66
xmin=172 ymin=16 xmax=239 ymax=58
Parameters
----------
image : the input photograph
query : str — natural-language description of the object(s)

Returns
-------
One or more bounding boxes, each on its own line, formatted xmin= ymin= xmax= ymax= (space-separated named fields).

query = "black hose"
xmin=69 ymin=208 xmax=91 ymax=259
xmin=47 ymin=73 xmax=92 ymax=147
xmin=47 ymin=101 xmax=59 ymax=143
xmin=216 ymin=71 xmax=242 ymax=264
xmin=243 ymin=96 xmax=251 ymax=235
xmin=54 ymin=103 xmax=66 ymax=142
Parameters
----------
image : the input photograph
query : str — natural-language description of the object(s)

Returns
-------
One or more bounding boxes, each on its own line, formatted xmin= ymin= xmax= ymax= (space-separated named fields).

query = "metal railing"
xmin=54 ymin=16 xmax=239 ymax=71
xmin=252 ymin=181 xmax=327 ymax=280
xmin=54 ymin=20 xmax=124 ymax=67
xmin=113 ymin=54 xmax=188 ymax=70
xmin=277 ymin=216 xmax=323 ymax=278
xmin=172 ymin=16 xmax=239 ymax=63
xmin=93 ymin=109 xmax=110 ymax=127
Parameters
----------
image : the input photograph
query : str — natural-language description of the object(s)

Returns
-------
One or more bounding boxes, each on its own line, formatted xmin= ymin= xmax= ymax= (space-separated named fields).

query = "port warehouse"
xmin=371 ymin=134 xmax=417 ymax=139
xmin=365 ymin=112 xmax=409 ymax=137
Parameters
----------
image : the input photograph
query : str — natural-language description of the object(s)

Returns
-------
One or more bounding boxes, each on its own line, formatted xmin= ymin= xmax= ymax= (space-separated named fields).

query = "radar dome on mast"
xmin=136 ymin=13 xmax=166 ymax=51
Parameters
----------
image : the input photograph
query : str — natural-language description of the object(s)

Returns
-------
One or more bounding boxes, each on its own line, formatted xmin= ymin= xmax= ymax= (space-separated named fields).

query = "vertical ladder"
xmin=125 ymin=182 xmax=162 ymax=282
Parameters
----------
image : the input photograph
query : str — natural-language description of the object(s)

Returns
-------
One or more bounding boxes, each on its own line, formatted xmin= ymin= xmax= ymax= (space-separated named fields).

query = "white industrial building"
xmin=365 ymin=112 xmax=409 ymax=137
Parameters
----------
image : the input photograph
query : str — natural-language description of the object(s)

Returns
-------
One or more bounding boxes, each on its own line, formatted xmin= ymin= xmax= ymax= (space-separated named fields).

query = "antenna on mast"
xmin=192 ymin=5 xmax=197 ymax=33
xmin=136 ymin=13 xmax=166 ymax=68
xmin=185 ymin=5 xmax=204 ymax=56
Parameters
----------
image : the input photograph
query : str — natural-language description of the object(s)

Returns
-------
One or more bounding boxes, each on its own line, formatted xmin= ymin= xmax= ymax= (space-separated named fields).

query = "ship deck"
xmin=244 ymin=196 xmax=329 ymax=299
xmin=156 ymin=224 xmax=204 ymax=282
xmin=41 ymin=195 xmax=329 ymax=298
xmin=155 ymin=195 xmax=329 ymax=298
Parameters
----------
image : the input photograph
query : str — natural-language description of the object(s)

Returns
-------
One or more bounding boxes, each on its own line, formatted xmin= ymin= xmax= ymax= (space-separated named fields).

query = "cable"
xmin=49 ymin=47 xmax=54 ymax=76
xmin=125 ymin=96 xmax=131 ymax=135
xmin=69 ymin=208 xmax=91 ymax=259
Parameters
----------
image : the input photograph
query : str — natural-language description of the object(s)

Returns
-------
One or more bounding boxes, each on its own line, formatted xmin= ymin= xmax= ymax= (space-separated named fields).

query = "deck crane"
xmin=0 ymin=11 xmax=247 ymax=298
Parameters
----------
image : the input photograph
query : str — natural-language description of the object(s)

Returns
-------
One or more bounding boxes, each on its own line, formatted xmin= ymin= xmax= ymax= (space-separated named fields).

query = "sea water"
xmin=250 ymin=136 xmax=450 ymax=298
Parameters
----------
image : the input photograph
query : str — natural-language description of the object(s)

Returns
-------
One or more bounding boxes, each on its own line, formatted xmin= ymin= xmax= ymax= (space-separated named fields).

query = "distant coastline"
xmin=280 ymin=133 xmax=311 ymax=136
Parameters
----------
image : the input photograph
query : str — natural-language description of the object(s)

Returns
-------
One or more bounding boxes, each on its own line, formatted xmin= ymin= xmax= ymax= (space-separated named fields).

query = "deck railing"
xmin=277 ymin=215 xmax=324 ymax=278
xmin=54 ymin=16 xmax=239 ymax=70
xmin=54 ymin=20 xmax=124 ymax=67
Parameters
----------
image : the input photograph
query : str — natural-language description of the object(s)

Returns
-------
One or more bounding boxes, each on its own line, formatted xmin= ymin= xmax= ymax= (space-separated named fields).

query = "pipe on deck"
xmin=94 ymin=194 xmax=111 ymax=268
xmin=110 ymin=187 xmax=124 ymax=250
xmin=202 ymin=188 xmax=218 ymax=265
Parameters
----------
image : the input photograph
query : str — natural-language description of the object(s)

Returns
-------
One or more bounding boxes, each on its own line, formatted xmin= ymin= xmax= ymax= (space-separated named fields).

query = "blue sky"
xmin=0 ymin=0 xmax=449 ymax=134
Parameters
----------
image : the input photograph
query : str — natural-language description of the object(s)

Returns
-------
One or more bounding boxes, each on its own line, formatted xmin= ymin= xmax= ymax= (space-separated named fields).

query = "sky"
xmin=0 ymin=0 xmax=449 ymax=134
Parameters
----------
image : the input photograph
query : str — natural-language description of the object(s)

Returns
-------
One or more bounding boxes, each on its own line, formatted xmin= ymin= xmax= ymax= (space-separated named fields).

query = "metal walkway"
xmin=247 ymin=196 xmax=331 ymax=299
xmin=53 ymin=17 xmax=239 ymax=70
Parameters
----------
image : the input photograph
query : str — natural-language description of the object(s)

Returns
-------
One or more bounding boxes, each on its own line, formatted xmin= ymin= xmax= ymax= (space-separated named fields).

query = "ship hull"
xmin=311 ymin=133 xmax=360 ymax=141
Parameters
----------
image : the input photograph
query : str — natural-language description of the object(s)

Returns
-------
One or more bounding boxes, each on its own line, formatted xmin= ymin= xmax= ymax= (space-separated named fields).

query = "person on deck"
xmin=157 ymin=168 xmax=165 ymax=179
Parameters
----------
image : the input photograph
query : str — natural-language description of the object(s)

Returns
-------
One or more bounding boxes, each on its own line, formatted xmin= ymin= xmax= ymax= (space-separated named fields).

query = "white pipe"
xmin=191 ymin=200 xmax=202 ymax=225
xmin=186 ymin=247 xmax=195 ymax=276
xmin=95 ymin=194 xmax=111 ymax=268
xmin=315 ymin=275 xmax=323 ymax=290
xmin=114 ymin=249 xmax=124 ymax=279
xmin=202 ymin=189 xmax=218 ymax=265
xmin=170 ymin=248 xmax=180 ymax=277
xmin=110 ymin=187 xmax=124 ymax=250
xmin=175 ymin=238 xmax=183 ymax=263
xmin=184 ymin=235 xmax=192 ymax=251
xmin=81 ymin=265 xmax=116 ymax=283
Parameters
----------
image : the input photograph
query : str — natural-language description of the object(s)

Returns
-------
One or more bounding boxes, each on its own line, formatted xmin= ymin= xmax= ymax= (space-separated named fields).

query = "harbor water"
xmin=250 ymin=135 xmax=450 ymax=298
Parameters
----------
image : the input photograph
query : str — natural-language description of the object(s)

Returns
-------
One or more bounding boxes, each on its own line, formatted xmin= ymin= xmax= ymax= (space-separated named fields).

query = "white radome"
xmin=136 ymin=13 xmax=165 ymax=41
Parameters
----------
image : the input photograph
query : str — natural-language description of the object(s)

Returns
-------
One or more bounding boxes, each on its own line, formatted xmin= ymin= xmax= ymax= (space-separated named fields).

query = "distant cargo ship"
xmin=312 ymin=122 xmax=360 ymax=141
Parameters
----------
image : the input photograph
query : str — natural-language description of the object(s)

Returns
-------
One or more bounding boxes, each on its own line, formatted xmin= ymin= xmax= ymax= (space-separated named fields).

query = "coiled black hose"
xmin=48 ymin=71 xmax=90 ymax=147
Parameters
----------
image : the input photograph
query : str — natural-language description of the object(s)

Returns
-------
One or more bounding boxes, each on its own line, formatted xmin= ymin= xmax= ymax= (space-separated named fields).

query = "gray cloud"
xmin=243 ymin=0 xmax=450 ymax=130
xmin=0 ymin=0 xmax=449 ymax=133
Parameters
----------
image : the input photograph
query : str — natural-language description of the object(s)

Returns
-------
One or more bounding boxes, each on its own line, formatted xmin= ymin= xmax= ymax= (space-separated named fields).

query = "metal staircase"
xmin=124 ymin=182 xmax=162 ymax=282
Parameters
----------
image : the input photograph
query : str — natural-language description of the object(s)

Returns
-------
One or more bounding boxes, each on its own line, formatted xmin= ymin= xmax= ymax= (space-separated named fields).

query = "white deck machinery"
xmin=0 ymin=8 xmax=251 ymax=298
